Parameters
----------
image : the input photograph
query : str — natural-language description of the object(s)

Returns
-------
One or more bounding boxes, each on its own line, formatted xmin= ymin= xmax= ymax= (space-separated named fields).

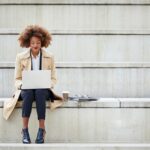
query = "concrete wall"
xmin=0 ymin=3 xmax=149 ymax=31
xmin=0 ymin=1 xmax=150 ymax=149
xmin=1 ymin=66 xmax=150 ymax=98
xmin=0 ymin=0 xmax=150 ymax=97
xmin=1 ymin=35 xmax=150 ymax=62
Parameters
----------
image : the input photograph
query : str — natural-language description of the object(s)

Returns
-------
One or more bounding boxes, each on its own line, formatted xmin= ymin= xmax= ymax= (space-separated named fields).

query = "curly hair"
xmin=18 ymin=25 xmax=52 ymax=48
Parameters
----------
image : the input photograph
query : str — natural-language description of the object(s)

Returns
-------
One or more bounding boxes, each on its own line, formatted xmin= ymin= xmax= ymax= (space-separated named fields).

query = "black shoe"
xmin=22 ymin=128 xmax=31 ymax=144
xmin=35 ymin=128 xmax=46 ymax=144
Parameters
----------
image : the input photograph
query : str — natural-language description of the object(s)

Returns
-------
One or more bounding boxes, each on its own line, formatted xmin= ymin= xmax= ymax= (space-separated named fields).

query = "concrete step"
xmin=0 ymin=4 xmax=149 ymax=31
xmin=0 ymin=0 xmax=149 ymax=4
xmin=0 ymin=143 xmax=150 ymax=150
xmin=1 ymin=63 xmax=150 ymax=97
xmin=0 ymin=31 xmax=150 ymax=62
xmin=1 ymin=98 xmax=150 ymax=143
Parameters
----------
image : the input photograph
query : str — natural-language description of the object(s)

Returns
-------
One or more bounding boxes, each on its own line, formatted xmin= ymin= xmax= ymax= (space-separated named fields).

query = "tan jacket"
xmin=3 ymin=49 xmax=64 ymax=120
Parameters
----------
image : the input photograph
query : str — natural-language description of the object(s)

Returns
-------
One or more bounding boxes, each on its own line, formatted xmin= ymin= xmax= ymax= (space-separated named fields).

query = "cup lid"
xmin=62 ymin=91 xmax=70 ymax=93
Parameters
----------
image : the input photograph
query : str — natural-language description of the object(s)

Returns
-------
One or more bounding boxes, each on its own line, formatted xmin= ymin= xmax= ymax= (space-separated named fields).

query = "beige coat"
xmin=3 ymin=49 xmax=64 ymax=120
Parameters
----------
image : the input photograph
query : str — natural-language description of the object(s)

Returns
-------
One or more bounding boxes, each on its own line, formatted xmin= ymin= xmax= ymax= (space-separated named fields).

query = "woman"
xmin=3 ymin=25 xmax=64 ymax=144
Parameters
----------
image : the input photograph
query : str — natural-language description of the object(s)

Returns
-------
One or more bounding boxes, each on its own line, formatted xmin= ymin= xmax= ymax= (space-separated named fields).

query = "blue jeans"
xmin=20 ymin=89 xmax=52 ymax=120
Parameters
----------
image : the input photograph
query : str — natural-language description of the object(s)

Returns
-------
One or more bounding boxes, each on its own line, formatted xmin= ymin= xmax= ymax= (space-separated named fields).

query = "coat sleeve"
xmin=14 ymin=54 xmax=22 ymax=90
xmin=51 ymin=55 xmax=57 ymax=88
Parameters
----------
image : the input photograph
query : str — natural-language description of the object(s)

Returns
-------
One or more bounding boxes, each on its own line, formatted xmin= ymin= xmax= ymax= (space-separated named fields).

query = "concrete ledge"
xmin=0 ymin=0 xmax=149 ymax=5
xmin=1 ymin=100 xmax=150 ymax=143
xmin=1 ymin=62 xmax=150 ymax=68
xmin=0 ymin=143 xmax=150 ymax=150
xmin=1 ymin=98 xmax=150 ymax=108
xmin=119 ymin=98 xmax=150 ymax=108
xmin=1 ymin=29 xmax=150 ymax=35
xmin=0 ymin=98 xmax=120 ymax=108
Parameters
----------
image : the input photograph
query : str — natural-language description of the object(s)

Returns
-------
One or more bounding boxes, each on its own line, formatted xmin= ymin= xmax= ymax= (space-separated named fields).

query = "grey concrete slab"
xmin=1 ymin=62 xmax=150 ymax=68
xmin=1 ymin=35 xmax=150 ymax=63
xmin=0 ymin=143 xmax=150 ymax=150
xmin=1 ymin=98 xmax=120 ymax=108
xmin=0 ymin=5 xmax=149 ymax=32
xmin=3 ymin=98 xmax=150 ymax=108
xmin=0 ymin=0 xmax=149 ymax=4
xmin=1 ymin=107 xmax=150 ymax=143
xmin=119 ymin=98 xmax=150 ymax=108
xmin=1 ymin=68 xmax=150 ymax=98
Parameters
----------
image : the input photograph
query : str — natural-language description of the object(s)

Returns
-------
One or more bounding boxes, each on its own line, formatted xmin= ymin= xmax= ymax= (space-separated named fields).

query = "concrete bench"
xmin=1 ymin=98 xmax=150 ymax=108
xmin=0 ymin=98 xmax=150 ymax=143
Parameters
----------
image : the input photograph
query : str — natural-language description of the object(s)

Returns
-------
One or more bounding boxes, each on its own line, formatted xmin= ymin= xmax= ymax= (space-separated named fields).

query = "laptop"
xmin=22 ymin=70 xmax=51 ymax=89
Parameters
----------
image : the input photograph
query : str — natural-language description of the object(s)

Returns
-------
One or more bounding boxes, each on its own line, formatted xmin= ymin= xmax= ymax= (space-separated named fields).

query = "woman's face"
xmin=30 ymin=36 xmax=42 ymax=54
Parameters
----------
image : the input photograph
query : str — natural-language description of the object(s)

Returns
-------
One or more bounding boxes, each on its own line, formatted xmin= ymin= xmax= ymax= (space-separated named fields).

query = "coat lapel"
xmin=22 ymin=50 xmax=31 ymax=70
xmin=24 ymin=49 xmax=51 ymax=70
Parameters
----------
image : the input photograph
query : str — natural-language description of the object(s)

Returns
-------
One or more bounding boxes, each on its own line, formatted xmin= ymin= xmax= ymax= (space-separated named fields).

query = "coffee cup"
xmin=62 ymin=91 xmax=69 ymax=101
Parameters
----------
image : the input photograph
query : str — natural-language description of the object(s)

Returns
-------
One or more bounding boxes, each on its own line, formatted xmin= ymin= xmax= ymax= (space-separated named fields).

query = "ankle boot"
xmin=22 ymin=128 xmax=31 ymax=144
xmin=35 ymin=128 xmax=46 ymax=143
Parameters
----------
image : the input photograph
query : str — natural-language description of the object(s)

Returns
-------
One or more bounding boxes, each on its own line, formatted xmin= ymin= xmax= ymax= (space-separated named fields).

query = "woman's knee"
xmin=21 ymin=89 xmax=35 ymax=100
xmin=35 ymin=89 xmax=49 ymax=98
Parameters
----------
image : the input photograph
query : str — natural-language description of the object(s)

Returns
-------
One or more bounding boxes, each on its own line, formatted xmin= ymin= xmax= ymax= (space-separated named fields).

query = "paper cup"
xmin=62 ymin=91 xmax=70 ymax=101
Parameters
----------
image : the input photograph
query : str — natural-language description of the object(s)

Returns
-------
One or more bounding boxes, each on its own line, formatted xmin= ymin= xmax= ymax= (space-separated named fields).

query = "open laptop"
xmin=22 ymin=70 xmax=51 ymax=89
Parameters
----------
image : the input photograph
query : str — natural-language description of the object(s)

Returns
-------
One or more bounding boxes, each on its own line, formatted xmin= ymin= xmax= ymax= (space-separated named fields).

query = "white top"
xmin=31 ymin=52 xmax=40 ymax=70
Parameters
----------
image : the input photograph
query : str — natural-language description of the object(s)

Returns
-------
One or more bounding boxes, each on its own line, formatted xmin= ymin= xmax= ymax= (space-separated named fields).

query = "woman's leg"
xmin=39 ymin=119 xmax=45 ymax=129
xmin=34 ymin=89 xmax=49 ymax=143
xmin=20 ymin=89 xmax=34 ymax=143
xmin=22 ymin=117 xmax=29 ymax=129
xmin=21 ymin=89 xmax=35 ymax=128
xmin=34 ymin=89 xmax=49 ymax=127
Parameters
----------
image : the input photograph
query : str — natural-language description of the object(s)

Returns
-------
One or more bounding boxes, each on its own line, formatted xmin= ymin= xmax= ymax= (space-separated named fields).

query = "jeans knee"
xmin=35 ymin=89 xmax=49 ymax=99
xmin=21 ymin=90 xmax=34 ymax=100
